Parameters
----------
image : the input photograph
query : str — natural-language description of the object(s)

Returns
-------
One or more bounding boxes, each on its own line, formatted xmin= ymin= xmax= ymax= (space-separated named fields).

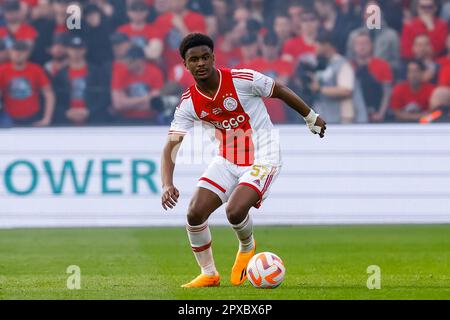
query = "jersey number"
xmin=250 ymin=165 xmax=270 ymax=180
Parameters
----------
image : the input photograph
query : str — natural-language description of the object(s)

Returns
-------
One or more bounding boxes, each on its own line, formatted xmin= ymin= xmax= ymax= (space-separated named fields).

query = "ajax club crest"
xmin=223 ymin=96 xmax=238 ymax=111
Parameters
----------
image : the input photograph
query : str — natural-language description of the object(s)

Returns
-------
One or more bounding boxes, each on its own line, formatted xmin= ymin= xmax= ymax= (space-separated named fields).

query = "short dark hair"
xmin=179 ymin=33 xmax=214 ymax=59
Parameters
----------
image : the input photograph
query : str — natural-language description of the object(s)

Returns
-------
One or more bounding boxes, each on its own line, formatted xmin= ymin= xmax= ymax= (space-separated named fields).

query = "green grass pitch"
xmin=1 ymin=225 xmax=449 ymax=300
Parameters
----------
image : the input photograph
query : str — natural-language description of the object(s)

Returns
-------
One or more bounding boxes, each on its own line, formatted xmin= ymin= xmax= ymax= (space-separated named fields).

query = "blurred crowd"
xmin=0 ymin=0 xmax=450 ymax=127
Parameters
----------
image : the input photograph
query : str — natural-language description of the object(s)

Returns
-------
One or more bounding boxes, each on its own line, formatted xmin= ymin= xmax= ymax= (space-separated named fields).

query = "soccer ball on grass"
xmin=246 ymin=252 xmax=285 ymax=288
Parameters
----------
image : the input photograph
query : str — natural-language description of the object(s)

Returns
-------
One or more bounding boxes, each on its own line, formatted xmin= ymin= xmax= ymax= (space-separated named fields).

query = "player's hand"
xmin=162 ymin=185 xmax=180 ymax=210
xmin=304 ymin=110 xmax=326 ymax=138
xmin=313 ymin=116 xmax=327 ymax=138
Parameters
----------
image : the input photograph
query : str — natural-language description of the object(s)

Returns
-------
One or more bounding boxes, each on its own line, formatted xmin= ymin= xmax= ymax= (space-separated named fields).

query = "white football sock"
xmin=231 ymin=214 xmax=255 ymax=253
xmin=186 ymin=220 xmax=218 ymax=276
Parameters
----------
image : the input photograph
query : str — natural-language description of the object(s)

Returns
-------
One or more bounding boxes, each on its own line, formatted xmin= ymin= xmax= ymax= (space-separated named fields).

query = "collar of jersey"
xmin=194 ymin=69 xmax=222 ymax=101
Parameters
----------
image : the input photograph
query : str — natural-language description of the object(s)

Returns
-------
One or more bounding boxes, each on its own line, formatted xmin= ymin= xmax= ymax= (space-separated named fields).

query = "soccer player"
xmin=160 ymin=33 xmax=326 ymax=288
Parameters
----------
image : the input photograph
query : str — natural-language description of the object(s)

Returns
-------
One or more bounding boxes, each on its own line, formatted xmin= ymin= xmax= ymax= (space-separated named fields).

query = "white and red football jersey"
xmin=168 ymin=68 xmax=281 ymax=166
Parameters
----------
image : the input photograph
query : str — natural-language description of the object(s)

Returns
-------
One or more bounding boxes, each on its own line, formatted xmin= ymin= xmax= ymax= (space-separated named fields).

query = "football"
xmin=247 ymin=252 xmax=286 ymax=288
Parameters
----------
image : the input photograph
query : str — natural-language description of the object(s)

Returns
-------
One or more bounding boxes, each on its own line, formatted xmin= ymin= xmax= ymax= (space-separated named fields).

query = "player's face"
xmin=184 ymin=46 xmax=215 ymax=81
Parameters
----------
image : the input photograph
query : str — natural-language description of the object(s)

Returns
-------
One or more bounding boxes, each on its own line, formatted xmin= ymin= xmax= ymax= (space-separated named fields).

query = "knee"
xmin=226 ymin=202 xmax=248 ymax=225
xmin=187 ymin=201 xmax=207 ymax=226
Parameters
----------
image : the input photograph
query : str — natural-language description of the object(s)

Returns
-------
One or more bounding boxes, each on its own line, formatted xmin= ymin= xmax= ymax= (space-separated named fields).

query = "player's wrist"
xmin=303 ymin=109 xmax=318 ymax=125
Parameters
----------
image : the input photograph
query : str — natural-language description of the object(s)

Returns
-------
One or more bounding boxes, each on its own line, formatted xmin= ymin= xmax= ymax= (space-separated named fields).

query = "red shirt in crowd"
xmin=68 ymin=65 xmax=88 ymax=109
xmin=111 ymin=62 xmax=164 ymax=118
xmin=54 ymin=23 xmax=68 ymax=35
xmin=390 ymin=81 xmax=435 ymax=112
xmin=438 ymin=64 xmax=450 ymax=86
xmin=282 ymin=35 xmax=316 ymax=62
xmin=154 ymin=11 xmax=207 ymax=70
xmin=361 ymin=57 xmax=394 ymax=83
xmin=117 ymin=23 xmax=163 ymax=48
xmin=0 ymin=23 xmax=37 ymax=46
xmin=169 ymin=63 xmax=194 ymax=90
xmin=0 ymin=62 xmax=50 ymax=119
xmin=400 ymin=17 xmax=448 ymax=59
xmin=22 ymin=0 xmax=39 ymax=7
xmin=436 ymin=55 xmax=450 ymax=68
xmin=236 ymin=57 xmax=295 ymax=123
xmin=214 ymin=36 xmax=243 ymax=68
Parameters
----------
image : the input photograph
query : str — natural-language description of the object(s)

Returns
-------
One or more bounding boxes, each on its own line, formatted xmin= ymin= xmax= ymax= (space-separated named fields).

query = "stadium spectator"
xmin=0 ymin=0 xmax=447 ymax=127
xmin=188 ymin=0 xmax=218 ymax=38
xmin=44 ymin=32 xmax=69 ymax=78
xmin=235 ymin=33 xmax=259 ymax=68
xmin=249 ymin=32 xmax=293 ymax=85
xmin=0 ymin=0 xmax=37 ymax=49
xmin=52 ymin=36 xmax=109 ymax=125
xmin=214 ymin=22 xmax=243 ymax=68
xmin=82 ymin=4 xmax=113 ymax=67
xmin=89 ymin=0 xmax=115 ymax=21
xmin=346 ymin=1 xmax=401 ymax=73
xmin=314 ymin=0 xmax=361 ymax=54
xmin=400 ymin=0 xmax=448 ymax=59
xmin=154 ymin=0 xmax=207 ymax=70
xmin=111 ymin=45 xmax=164 ymax=124
xmin=272 ymin=14 xmax=292 ymax=49
xmin=110 ymin=32 xmax=132 ymax=65
xmin=28 ymin=0 xmax=66 ymax=65
xmin=247 ymin=0 xmax=266 ymax=24
xmin=282 ymin=9 xmax=319 ymax=63
xmin=390 ymin=60 xmax=435 ymax=121
xmin=233 ymin=5 xmax=251 ymax=28
xmin=350 ymin=30 xmax=394 ymax=123
xmin=0 ymin=40 xmax=54 ymax=126
xmin=52 ymin=0 xmax=71 ymax=34
xmin=117 ymin=0 xmax=163 ymax=61
xmin=436 ymin=33 xmax=450 ymax=68
xmin=312 ymin=32 xmax=356 ymax=124
xmin=410 ymin=34 xmax=439 ymax=83
xmin=105 ymin=32 xmax=131 ymax=104
xmin=211 ymin=0 xmax=232 ymax=35
xmin=287 ymin=1 xmax=304 ymax=37
xmin=246 ymin=32 xmax=295 ymax=123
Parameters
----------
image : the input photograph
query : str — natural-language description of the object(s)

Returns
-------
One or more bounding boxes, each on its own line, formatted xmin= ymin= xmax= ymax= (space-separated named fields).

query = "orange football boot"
xmin=230 ymin=240 xmax=256 ymax=286
xmin=181 ymin=273 xmax=220 ymax=288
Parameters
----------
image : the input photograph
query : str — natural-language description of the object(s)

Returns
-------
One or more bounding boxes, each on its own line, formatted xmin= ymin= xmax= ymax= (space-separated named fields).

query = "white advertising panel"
xmin=1 ymin=124 xmax=449 ymax=228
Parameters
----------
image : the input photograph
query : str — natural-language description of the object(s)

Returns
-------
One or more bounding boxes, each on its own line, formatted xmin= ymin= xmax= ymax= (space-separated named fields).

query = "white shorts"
xmin=197 ymin=156 xmax=281 ymax=208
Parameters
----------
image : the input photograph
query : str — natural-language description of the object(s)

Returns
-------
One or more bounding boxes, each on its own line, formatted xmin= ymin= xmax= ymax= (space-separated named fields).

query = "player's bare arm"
xmin=161 ymin=134 xmax=183 ymax=210
xmin=271 ymin=82 xmax=327 ymax=138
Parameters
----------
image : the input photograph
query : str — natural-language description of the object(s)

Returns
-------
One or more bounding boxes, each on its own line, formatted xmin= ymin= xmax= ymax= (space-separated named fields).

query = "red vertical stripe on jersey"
xmin=190 ymin=68 xmax=255 ymax=166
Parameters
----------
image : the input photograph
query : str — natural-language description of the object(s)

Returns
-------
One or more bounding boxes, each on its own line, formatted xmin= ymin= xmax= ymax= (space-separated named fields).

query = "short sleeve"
xmin=168 ymin=98 xmax=196 ymax=135
xmin=390 ymin=84 xmax=404 ymax=110
xmin=36 ymin=66 xmax=50 ymax=88
xmin=251 ymin=70 xmax=275 ymax=98
xmin=337 ymin=62 xmax=355 ymax=90
xmin=111 ymin=64 xmax=127 ymax=90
